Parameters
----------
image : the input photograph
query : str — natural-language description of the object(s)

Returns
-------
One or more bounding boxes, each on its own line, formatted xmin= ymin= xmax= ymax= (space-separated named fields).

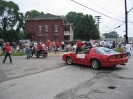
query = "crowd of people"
xmin=1 ymin=39 xmax=133 ymax=63
xmin=99 ymin=40 xmax=133 ymax=57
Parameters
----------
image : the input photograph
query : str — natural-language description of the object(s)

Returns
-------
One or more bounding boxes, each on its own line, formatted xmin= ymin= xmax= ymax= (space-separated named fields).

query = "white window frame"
xmin=54 ymin=34 xmax=59 ymax=41
xmin=45 ymin=25 xmax=49 ymax=32
xmin=45 ymin=34 xmax=49 ymax=42
xmin=38 ymin=26 xmax=42 ymax=32
xmin=38 ymin=36 xmax=42 ymax=42
xmin=54 ymin=25 xmax=58 ymax=32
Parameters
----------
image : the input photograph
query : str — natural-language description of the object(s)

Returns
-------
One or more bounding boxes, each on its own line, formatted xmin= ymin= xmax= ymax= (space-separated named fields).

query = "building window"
xmin=54 ymin=25 xmax=58 ymax=32
xmin=38 ymin=26 xmax=42 ymax=32
xmin=54 ymin=35 xmax=58 ymax=41
xmin=39 ymin=36 xmax=42 ymax=42
xmin=45 ymin=25 xmax=49 ymax=32
xmin=45 ymin=34 xmax=49 ymax=42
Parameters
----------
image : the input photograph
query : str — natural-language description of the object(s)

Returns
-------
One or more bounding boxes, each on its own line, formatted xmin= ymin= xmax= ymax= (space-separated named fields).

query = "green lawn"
xmin=0 ymin=52 xmax=26 ymax=56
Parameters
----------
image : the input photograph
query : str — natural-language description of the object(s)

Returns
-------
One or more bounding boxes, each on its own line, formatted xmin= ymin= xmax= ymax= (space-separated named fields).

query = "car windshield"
xmin=95 ymin=47 xmax=119 ymax=54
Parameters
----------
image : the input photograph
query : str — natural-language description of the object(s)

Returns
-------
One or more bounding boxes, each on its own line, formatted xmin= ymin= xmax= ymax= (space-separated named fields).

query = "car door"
xmin=75 ymin=49 xmax=86 ymax=64
xmin=82 ymin=49 xmax=91 ymax=65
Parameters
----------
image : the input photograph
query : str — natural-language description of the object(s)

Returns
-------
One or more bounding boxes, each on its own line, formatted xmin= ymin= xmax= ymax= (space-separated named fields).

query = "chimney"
xmin=30 ymin=12 xmax=32 ymax=18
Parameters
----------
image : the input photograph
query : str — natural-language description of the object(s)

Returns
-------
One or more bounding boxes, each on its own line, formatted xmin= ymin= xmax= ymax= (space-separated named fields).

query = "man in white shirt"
xmin=61 ymin=41 xmax=65 ymax=51
xmin=41 ymin=42 xmax=46 ymax=50
xmin=125 ymin=42 xmax=131 ymax=57
xmin=103 ymin=40 xmax=107 ymax=47
xmin=118 ymin=41 xmax=121 ymax=46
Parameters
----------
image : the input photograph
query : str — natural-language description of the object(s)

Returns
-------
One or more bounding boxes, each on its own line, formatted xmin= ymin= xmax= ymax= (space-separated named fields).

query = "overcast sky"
xmin=7 ymin=0 xmax=133 ymax=37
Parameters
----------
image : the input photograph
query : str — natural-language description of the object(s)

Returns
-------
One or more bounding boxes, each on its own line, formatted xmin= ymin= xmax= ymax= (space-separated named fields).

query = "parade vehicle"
xmin=31 ymin=47 xmax=48 ymax=58
xmin=62 ymin=47 xmax=128 ymax=69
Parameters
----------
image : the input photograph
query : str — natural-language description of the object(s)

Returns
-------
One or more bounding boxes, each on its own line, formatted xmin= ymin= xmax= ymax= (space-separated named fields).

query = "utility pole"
xmin=95 ymin=16 xmax=101 ymax=31
xmin=125 ymin=0 xmax=128 ymax=43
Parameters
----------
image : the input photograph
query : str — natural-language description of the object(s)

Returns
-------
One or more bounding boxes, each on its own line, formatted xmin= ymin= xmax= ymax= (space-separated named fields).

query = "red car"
xmin=62 ymin=47 xmax=128 ymax=69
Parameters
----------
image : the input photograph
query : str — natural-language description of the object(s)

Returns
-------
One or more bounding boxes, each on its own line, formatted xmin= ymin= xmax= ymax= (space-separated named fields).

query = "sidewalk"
xmin=48 ymin=51 xmax=69 ymax=56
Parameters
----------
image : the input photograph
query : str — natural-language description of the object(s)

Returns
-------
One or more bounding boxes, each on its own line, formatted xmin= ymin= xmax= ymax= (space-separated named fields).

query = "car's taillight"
xmin=108 ymin=55 xmax=116 ymax=60
xmin=122 ymin=54 xmax=126 ymax=58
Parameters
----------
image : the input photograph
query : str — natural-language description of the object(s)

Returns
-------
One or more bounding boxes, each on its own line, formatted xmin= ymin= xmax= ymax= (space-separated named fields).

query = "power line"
xmin=87 ymin=0 xmax=125 ymax=19
xmin=71 ymin=0 xmax=133 ymax=23
xmin=95 ymin=0 xmax=125 ymax=13
xmin=100 ymin=22 xmax=123 ymax=28
xmin=71 ymin=0 xmax=125 ymax=22
xmin=101 ymin=23 xmax=125 ymax=33
xmin=106 ymin=0 xmax=124 ymax=7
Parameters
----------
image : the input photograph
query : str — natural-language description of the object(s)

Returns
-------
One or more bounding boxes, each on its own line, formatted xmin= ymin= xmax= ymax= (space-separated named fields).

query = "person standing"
xmin=118 ymin=41 xmax=121 ymax=47
xmin=103 ymin=40 xmax=107 ymax=47
xmin=61 ymin=40 xmax=65 ymax=51
xmin=46 ymin=40 xmax=50 ymax=51
xmin=112 ymin=41 xmax=116 ymax=49
xmin=125 ymin=41 xmax=131 ymax=57
xmin=25 ymin=42 xmax=30 ymax=59
xmin=2 ymin=42 xmax=12 ymax=63
xmin=55 ymin=41 xmax=59 ymax=54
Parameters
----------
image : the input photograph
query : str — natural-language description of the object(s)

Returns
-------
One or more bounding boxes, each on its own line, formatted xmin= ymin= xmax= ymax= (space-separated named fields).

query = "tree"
xmin=6 ymin=29 xmax=24 ymax=42
xmin=0 ymin=0 xmax=20 ymax=41
xmin=24 ymin=10 xmax=44 ymax=18
xmin=66 ymin=12 xmax=100 ymax=40
xmin=76 ymin=14 xmax=100 ymax=40
xmin=0 ymin=28 xmax=3 ymax=39
xmin=102 ymin=31 xmax=119 ymax=38
xmin=66 ymin=11 xmax=84 ymax=39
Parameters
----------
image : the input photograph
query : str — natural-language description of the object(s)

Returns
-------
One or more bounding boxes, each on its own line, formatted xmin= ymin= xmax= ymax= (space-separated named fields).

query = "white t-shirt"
xmin=61 ymin=41 xmax=64 ymax=45
xmin=42 ymin=43 xmax=46 ymax=50
xmin=34 ymin=43 xmax=37 ymax=47
xmin=125 ymin=44 xmax=131 ymax=52
xmin=104 ymin=41 xmax=107 ymax=47
xmin=118 ymin=42 xmax=121 ymax=45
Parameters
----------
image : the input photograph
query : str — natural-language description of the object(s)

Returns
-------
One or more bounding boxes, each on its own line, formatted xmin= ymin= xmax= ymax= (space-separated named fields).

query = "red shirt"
xmin=39 ymin=45 xmax=43 ymax=50
xmin=46 ymin=41 xmax=50 ymax=46
xmin=5 ymin=45 xmax=11 ymax=52
xmin=55 ymin=41 xmax=59 ymax=47
xmin=77 ymin=41 xmax=82 ymax=48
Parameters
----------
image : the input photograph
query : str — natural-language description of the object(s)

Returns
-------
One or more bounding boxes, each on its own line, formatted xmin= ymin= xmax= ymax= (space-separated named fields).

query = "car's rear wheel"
xmin=43 ymin=53 xmax=48 ymax=58
xmin=66 ymin=57 xmax=72 ymax=65
xmin=91 ymin=59 xmax=101 ymax=69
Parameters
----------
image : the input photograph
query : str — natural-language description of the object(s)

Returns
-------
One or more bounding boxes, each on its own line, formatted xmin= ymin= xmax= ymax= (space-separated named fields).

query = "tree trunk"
xmin=3 ymin=17 xmax=7 ymax=41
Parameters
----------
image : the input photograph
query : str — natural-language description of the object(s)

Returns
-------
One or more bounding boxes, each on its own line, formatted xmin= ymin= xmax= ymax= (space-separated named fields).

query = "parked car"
xmin=62 ymin=47 xmax=128 ymax=69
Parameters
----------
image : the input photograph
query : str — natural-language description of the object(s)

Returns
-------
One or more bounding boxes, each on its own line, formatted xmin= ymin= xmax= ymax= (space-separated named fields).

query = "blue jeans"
xmin=3 ymin=52 xmax=12 ymax=63
xmin=126 ymin=52 xmax=131 ymax=56
xmin=25 ymin=49 xmax=30 ymax=59
xmin=76 ymin=47 xmax=81 ymax=54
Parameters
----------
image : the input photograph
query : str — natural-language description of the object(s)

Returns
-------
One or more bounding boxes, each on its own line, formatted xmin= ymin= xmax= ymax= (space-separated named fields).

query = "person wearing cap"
xmin=2 ymin=42 xmax=12 ymax=63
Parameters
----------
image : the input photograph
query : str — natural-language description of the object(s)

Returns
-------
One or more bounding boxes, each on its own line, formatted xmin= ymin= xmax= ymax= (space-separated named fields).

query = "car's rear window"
xmin=95 ymin=47 xmax=119 ymax=54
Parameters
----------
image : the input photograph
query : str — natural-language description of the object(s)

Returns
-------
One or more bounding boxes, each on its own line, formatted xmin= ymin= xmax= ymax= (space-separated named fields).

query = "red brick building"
xmin=24 ymin=13 xmax=74 ymax=43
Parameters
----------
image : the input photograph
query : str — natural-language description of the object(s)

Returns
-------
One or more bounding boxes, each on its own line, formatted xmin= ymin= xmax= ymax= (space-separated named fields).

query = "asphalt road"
xmin=0 ymin=51 xmax=133 ymax=99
